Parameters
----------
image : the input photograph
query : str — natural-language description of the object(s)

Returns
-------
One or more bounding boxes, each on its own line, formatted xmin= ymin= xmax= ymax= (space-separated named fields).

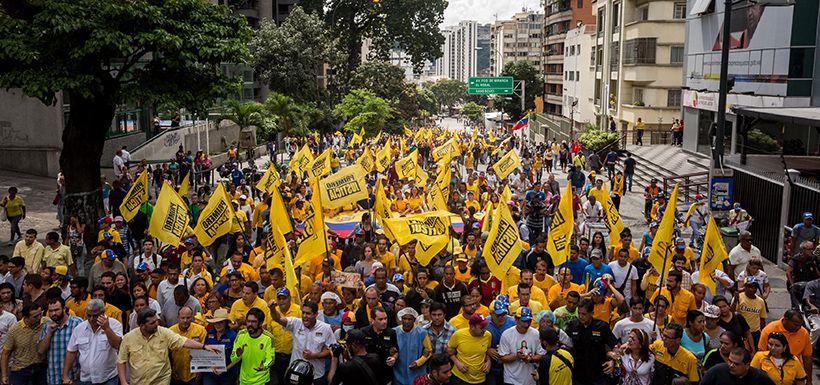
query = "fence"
xmin=732 ymin=170 xmax=784 ymax=263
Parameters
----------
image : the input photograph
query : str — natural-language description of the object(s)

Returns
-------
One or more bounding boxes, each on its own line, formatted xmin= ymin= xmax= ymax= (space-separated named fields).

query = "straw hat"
xmin=206 ymin=308 xmax=229 ymax=323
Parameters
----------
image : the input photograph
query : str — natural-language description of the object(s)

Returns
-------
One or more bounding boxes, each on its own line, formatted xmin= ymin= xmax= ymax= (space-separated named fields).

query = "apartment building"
xmin=562 ymin=24 xmax=597 ymax=130
xmin=436 ymin=21 xmax=479 ymax=83
xmin=490 ymin=11 xmax=544 ymax=77
xmin=593 ymin=0 xmax=686 ymax=133
xmin=544 ymin=0 xmax=595 ymax=118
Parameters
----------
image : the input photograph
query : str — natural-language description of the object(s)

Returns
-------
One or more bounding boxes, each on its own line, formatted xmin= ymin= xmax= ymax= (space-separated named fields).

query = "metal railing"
xmin=662 ymin=171 xmax=709 ymax=204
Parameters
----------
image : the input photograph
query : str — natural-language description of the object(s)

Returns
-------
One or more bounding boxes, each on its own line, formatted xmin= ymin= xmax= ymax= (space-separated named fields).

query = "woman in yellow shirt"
xmin=751 ymin=332 xmax=808 ymax=385
xmin=392 ymin=190 xmax=409 ymax=214
xmin=407 ymin=187 xmax=424 ymax=213
xmin=190 ymin=277 xmax=211 ymax=309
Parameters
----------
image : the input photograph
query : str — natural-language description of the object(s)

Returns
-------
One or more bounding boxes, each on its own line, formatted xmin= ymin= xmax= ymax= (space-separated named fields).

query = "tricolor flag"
xmin=511 ymin=116 xmax=529 ymax=131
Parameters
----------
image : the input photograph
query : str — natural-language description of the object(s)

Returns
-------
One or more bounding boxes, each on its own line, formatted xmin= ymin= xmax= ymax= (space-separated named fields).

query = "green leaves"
xmin=492 ymin=61 xmax=544 ymax=121
xmin=335 ymin=89 xmax=394 ymax=134
xmin=461 ymin=102 xmax=484 ymax=122
xmin=427 ymin=79 xmax=467 ymax=110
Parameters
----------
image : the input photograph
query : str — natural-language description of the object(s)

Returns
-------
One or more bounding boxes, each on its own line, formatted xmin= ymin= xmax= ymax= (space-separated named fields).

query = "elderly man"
xmin=170 ymin=307 xmax=207 ymax=385
xmin=117 ymin=308 xmax=217 ymax=385
xmin=63 ymin=299 xmax=123 ymax=385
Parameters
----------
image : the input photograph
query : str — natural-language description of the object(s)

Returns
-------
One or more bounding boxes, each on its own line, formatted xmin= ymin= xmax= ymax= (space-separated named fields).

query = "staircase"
xmin=622 ymin=144 xmax=710 ymax=204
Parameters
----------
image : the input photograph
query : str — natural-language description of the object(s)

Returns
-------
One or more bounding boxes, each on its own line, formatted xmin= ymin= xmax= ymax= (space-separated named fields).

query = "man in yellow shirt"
xmin=96 ymin=217 xmax=122 ymax=244
xmin=229 ymin=282 xmax=271 ymax=329
xmin=169 ymin=306 xmax=207 ymax=384
xmin=43 ymin=232 xmax=75 ymax=276
xmin=650 ymin=270 xmax=696 ymax=326
xmin=650 ymin=323 xmax=700 ymax=383
xmin=219 ymin=252 xmax=259 ymax=283
xmin=508 ymin=283 xmax=543 ymax=327
xmin=548 ymin=267 xmax=585 ymax=310
xmin=446 ymin=314 xmax=492 ymax=385
xmin=532 ymin=260 xmax=557 ymax=292
xmin=251 ymin=195 xmax=269 ymax=245
xmin=449 ymin=294 xmax=480 ymax=330
xmin=508 ymin=269 xmax=548 ymax=304
xmin=66 ymin=277 xmax=91 ymax=319
xmin=13 ymin=229 xmax=44 ymax=273
xmin=375 ymin=236 xmax=396 ymax=276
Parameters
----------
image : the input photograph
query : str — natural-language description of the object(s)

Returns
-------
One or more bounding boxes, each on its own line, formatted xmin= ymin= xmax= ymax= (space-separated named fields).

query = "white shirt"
xmin=728 ymin=244 xmax=761 ymax=277
xmin=67 ymin=318 xmax=124 ymax=384
xmin=120 ymin=149 xmax=131 ymax=163
xmin=132 ymin=253 xmax=162 ymax=272
xmin=612 ymin=317 xmax=657 ymax=343
xmin=608 ymin=261 xmax=638 ymax=301
xmin=285 ymin=317 xmax=337 ymax=379
xmin=0 ymin=310 xmax=17 ymax=347
xmin=620 ymin=354 xmax=654 ymax=385
xmin=583 ymin=200 xmax=603 ymax=222
xmin=692 ymin=270 xmax=734 ymax=302
xmin=156 ymin=279 xmax=185 ymax=312
xmin=498 ymin=326 xmax=546 ymax=385
xmin=112 ymin=155 xmax=125 ymax=177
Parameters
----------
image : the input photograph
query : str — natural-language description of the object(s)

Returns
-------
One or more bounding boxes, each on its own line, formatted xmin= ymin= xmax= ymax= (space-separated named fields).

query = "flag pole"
xmin=652 ymin=248 xmax=671 ymax=333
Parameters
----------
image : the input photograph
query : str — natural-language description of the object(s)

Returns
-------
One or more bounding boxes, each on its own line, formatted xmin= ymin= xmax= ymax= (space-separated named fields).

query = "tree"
xmin=250 ymin=7 xmax=344 ymax=104
xmin=218 ymin=100 xmax=276 ymax=146
xmin=428 ymin=79 xmax=468 ymax=112
xmin=265 ymin=93 xmax=310 ymax=138
xmin=348 ymin=61 xmax=407 ymax=102
xmin=334 ymin=89 xmax=394 ymax=134
xmin=461 ymin=102 xmax=484 ymax=123
xmin=0 ymin=0 xmax=251 ymax=248
xmin=326 ymin=0 xmax=446 ymax=77
xmin=493 ymin=61 xmax=544 ymax=121
xmin=417 ymin=87 xmax=439 ymax=117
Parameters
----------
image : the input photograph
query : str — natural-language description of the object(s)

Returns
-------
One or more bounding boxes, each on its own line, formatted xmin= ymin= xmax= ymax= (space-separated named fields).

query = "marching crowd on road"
xmin=0 ymin=123 xmax=818 ymax=385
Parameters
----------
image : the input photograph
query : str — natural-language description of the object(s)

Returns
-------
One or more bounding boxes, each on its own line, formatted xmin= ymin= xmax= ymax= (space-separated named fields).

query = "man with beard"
xmin=230 ymin=308 xmax=274 ymax=385
xmin=37 ymin=297 xmax=83 ymax=385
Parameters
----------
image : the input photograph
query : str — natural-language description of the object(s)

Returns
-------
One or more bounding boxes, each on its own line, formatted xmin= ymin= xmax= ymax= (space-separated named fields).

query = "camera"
xmin=330 ymin=343 xmax=344 ymax=357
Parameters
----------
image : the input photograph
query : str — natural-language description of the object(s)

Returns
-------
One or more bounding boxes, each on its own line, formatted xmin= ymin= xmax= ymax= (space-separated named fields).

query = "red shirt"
xmin=468 ymin=276 xmax=503 ymax=306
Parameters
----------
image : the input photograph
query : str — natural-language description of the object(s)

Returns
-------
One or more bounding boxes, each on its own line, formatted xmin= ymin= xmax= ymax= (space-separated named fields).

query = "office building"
xmin=436 ymin=21 xmax=479 ymax=83
xmin=490 ymin=11 xmax=544 ymax=77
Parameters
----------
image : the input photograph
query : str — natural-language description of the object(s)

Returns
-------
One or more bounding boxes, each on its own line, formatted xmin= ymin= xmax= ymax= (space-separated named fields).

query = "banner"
xmin=432 ymin=138 xmax=459 ymax=161
xmin=501 ymin=185 xmax=512 ymax=204
xmin=373 ymin=179 xmax=393 ymax=224
xmin=264 ymin=227 xmax=285 ymax=270
xmin=648 ymin=184 xmax=680 ymax=274
xmin=350 ymin=132 xmax=363 ymax=146
xmin=493 ymin=149 xmax=521 ymax=180
xmin=120 ymin=171 xmax=149 ymax=221
xmin=375 ymin=145 xmax=392 ymax=173
xmin=394 ymin=150 xmax=419 ymax=180
xmin=384 ymin=211 xmax=451 ymax=249
xmin=149 ymin=183 xmax=190 ymax=247
xmin=599 ymin=186 xmax=625 ymax=247
xmin=269 ymin=186 xmax=293 ymax=234
xmin=289 ymin=144 xmax=313 ymax=178
xmin=414 ymin=166 xmax=429 ymax=186
xmin=484 ymin=202 xmax=522 ymax=279
xmin=255 ymin=164 xmax=282 ymax=195
xmin=178 ymin=170 xmax=190 ymax=197
xmin=415 ymin=238 xmax=449 ymax=266
xmin=318 ymin=164 xmax=369 ymax=209
xmin=493 ymin=137 xmax=511 ymax=155
xmin=192 ymin=183 xmax=235 ymax=246
xmin=404 ymin=126 xmax=413 ymax=137
xmin=546 ymin=183 xmax=574 ymax=268
xmin=699 ymin=216 xmax=729 ymax=294
xmin=295 ymin=181 xmax=328 ymax=266
xmin=358 ymin=147 xmax=375 ymax=173
xmin=308 ymin=148 xmax=332 ymax=181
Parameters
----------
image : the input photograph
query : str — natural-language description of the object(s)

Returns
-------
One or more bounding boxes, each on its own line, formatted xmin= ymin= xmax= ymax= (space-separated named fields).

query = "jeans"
xmin=8 ymin=215 xmax=22 ymax=242
xmin=690 ymin=221 xmax=703 ymax=247
xmin=485 ymin=370 xmax=504 ymax=385
xmin=272 ymin=352 xmax=291 ymax=385
xmin=450 ymin=375 xmax=480 ymax=385
xmin=10 ymin=363 xmax=47 ymax=385
xmin=79 ymin=377 xmax=119 ymax=385
xmin=636 ymin=130 xmax=644 ymax=146
xmin=171 ymin=380 xmax=197 ymax=385
xmin=625 ymin=173 xmax=634 ymax=192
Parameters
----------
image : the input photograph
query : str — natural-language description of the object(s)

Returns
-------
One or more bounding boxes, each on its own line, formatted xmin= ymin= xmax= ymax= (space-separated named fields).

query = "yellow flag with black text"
xmin=350 ymin=132 xmax=363 ymax=146
xmin=501 ymin=185 xmax=512 ymax=204
xmin=375 ymin=145 xmax=392 ymax=172
xmin=149 ymin=183 xmax=190 ymax=247
xmin=178 ymin=171 xmax=190 ymax=197
xmin=384 ymin=211 xmax=451 ymax=248
xmin=120 ymin=171 xmax=149 ymax=221
xmin=415 ymin=238 xmax=449 ymax=266
xmin=493 ymin=149 xmax=522 ymax=180
xmin=432 ymin=138 xmax=459 ymax=161
xmin=546 ymin=183 xmax=575 ymax=267
xmin=192 ymin=183 xmax=235 ymax=246
xmin=290 ymin=144 xmax=313 ymax=178
xmin=308 ymin=149 xmax=332 ymax=181
xmin=295 ymin=181 xmax=328 ymax=266
xmin=358 ymin=147 xmax=375 ymax=173
xmin=484 ymin=202 xmax=522 ymax=279
xmin=255 ymin=163 xmax=282 ymax=194
xmin=318 ymin=164 xmax=369 ymax=209
xmin=648 ymin=184 xmax=680 ymax=274
xmin=395 ymin=150 xmax=419 ymax=180
xmin=699 ymin=216 xmax=728 ymax=294
xmin=373 ymin=179 xmax=393 ymax=225
xmin=414 ymin=166 xmax=429 ymax=186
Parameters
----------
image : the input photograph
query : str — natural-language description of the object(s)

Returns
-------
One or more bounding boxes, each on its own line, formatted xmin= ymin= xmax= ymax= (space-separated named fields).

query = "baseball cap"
xmin=102 ymin=232 xmax=113 ymax=241
xmin=277 ymin=287 xmax=290 ymax=298
xmin=590 ymin=249 xmax=603 ymax=259
xmin=105 ymin=249 xmax=116 ymax=261
xmin=392 ymin=273 xmax=405 ymax=283
xmin=676 ymin=238 xmax=686 ymax=248
xmin=745 ymin=276 xmax=760 ymax=287
xmin=496 ymin=294 xmax=510 ymax=306
xmin=491 ymin=300 xmax=508 ymax=315
xmin=54 ymin=266 xmax=68 ymax=276
xmin=113 ymin=216 xmax=124 ymax=222
xmin=803 ymin=212 xmax=814 ymax=220
xmin=184 ymin=238 xmax=197 ymax=246
xmin=136 ymin=262 xmax=150 ymax=272
xmin=468 ymin=313 xmax=489 ymax=327
xmin=98 ymin=217 xmax=112 ymax=225
xmin=516 ymin=307 xmax=533 ymax=322
xmin=703 ymin=304 xmax=720 ymax=319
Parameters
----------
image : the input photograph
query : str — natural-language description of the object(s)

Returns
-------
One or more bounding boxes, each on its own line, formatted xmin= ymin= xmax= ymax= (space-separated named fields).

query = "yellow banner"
xmin=290 ymin=144 xmax=314 ymax=178
xmin=375 ymin=145 xmax=392 ymax=173
xmin=493 ymin=149 xmax=522 ymax=180
xmin=488 ymin=129 xmax=495 ymax=143
xmin=192 ymin=183 xmax=235 ymax=247
xmin=120 ymin=171 xmax=149 ymax=221
xmin=415 ymin=238 xmax=449 ymax=266
xmin=399 ymin=137 xmax=407 ymax=155
xmin=699 ymin=216 xmax=728 ymax=294
xmin=395 ymin=150 xmax=419 ymax=180
xmin=384 ymin=211 xmax=451 ymax=248
xmin=350 ymin=132 xmax=363 ymax=146
xmin=149 ymin=183 xmax=190 ymax=247
xmin=648 ymin=184 xmax=680 ymax=274
xmin=599 ymin=186 xmax=625 ymax=247
xmin=484 ymin=202 xmax=522 ymax=279
xmin=432 ymin=138 xmax=459 ymax=161
xmin=426 ymin=164 xmax=450 ymax=211
xmin=374 ymin=130 xmax=382 ymax=143
xmin=414 ymin=166 xmax=429 ymax=186
xmin=493 ymin=137 xmax=511 ymax=155
xmin=269 ymin=185 xmax=293 ymax=234
xmin=357 ymin=147 xmax=375 ymax=173
xmin=318 ymin=164 xmax=369 ymax=209
xmin=546 ymin=183 xmax=575 ymax=268
xmin=404 ymin=126 xmax=413 ymax=137
xmin=501 ymin=185 xmax=512 ymax=203
xmin=295 ymin=181 xmax=328 ymax=266
xmin=373 ymin=179 xmax=393 ymax=225
xmin=255 ymin=163 xmax=282 ymax=195
xmin=178 ymin=170 xmax=190 ymax=197
xmin=308 ymin=148 xmax=332 ymax=181
xmin=414 ymin=127 xmax=425 ymax=144
xmin=264 ymin=227 xmax=284 ymax=270
xmin=359 ymin=127 xmax=365 ymax=137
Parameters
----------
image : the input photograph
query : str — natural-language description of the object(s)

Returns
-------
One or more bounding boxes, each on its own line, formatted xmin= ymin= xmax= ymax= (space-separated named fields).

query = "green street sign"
xmin=468 ymin=76 xmax=514 ymax=95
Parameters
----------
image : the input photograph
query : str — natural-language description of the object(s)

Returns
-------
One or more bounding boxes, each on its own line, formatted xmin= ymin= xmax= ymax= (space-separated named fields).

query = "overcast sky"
xmin=442 ymin=0 xmax=543 ymax=26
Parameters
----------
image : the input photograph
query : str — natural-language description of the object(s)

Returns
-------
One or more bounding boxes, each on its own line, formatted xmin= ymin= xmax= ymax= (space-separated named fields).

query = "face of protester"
xmin=133 ymin=298 xmax=148 ymax=314
xmin=520 ymin=272 xmax=534 ymax=286
xmin=302 ymin=305 xmax=318 ymax=329
xmin=783 ymin=313 xmax=804 ymax=333
xmin=92 ymin=289 xmax=106 ymax=301
xmin=630 ymin=302 xmax=645 ymax=319
xmin=578 ymin=306 xmax=592 ymax=325
xmin=101 ymin=276 xmax=115 ymax=293
xmin=174 ymin=290 xmax=188 ymax=306
xmin=115 ymin=275 xmax=127 ymax=289
xmin=374 ymin=270 xmax=388 ymax=288
xmin=662 ymin=329 xmax=681 ymax=351
xmin=47 ymin=301 xmax=65 ymax=323
xmin=430 ymin=309 xmax=445 ymax=328
xmin=206 ymin=296 xmax=221 ymax=311
xmin=768 ymin=337 xmax=786 ymax=357
xmin=468 ymin=322 xmax=487 ymax=337
xmin=665 ymin=276 xmax=680 ymax=292
xmin=377 ymin=239 xmax=388 ymax=252
xmin=242 ymin=286 xmax=256 ymax=305
xmin=727 ymin=352 xmax=750 ymax=377
xmin=365 ymin=289 xmax=379 ymax=309
xmin=24 ymin=307 xmax=42 ymax=328
xmin=690 ymin=315 xmax=706 ymax=333
xmin=229 ymin=275 xmax=242 ymax=290
xmin=518 ymin=287 xmax=531 ymax=304
xmin=231 ymin=254 xmax=243 ymax=269
xmin=443 ymin=268 xmax=455 ymax=285
xmin=322 ymin=299 xmax=337 ymax=313
xmin=416 ymin=272 xmax=429 ymax=287
xmin=140 ymin=315 xmax=160 ymax=335
xmin=24 ymin=232 xmax=35 ymax=246
xmin=462 ymin=296 xmax=478 ymax=317
xmin=191 ymin=255 xmax=204 ymax=270
xmin=246 ymin=314 xmax=261 ymax=335
xmin=194 ymin=280 xmax=208 ymax=296
xmin=178 ymin=307 xmax=193 ymax=330
xmin=143 ymin=241 xmax=154 ymax=254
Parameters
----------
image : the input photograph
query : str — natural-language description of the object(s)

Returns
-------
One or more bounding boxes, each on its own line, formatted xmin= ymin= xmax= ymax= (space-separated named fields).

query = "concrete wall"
xmin=128 ymin=120 xmax=241 ymax=163
xmin=101 ymin=132 xmax=149 ymax=167
xmin=0 ymin=90 xmax=64 ymax=177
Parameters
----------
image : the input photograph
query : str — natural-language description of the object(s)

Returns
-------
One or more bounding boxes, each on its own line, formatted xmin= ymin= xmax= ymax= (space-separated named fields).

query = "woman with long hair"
xmin=354 ymin=243 xmax=377 ymax=281
xmin=751 ymin=332 xmax=808 ymax=385
xmin=0 ymin=283 xmax=21 ymax=319
xmin=702 ymin=330 xmax=743 ymax=370
xmin=590 ymin=231 xmax=608 ymax=261
xmin=128 ymin=296 xmax=150 ymax=331
xmin=189 ymin=277 xmax=211 ymax=309
xmin=619 ymin=329 xmax=654 ymax=385
xmin=131 ymin=282 xmax=161 ymax=314
xmin=681 ymin=310 xmax=710 ymax=364
xmin=223 ymin=272 xmax=244 ymax=308
xmin=114 ymin=272 xmax=129 ymax=292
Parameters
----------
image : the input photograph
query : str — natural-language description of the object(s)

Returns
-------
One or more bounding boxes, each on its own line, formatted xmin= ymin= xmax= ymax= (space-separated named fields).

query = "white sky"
xmin=442 ymin=0 xmax=543 ymax=26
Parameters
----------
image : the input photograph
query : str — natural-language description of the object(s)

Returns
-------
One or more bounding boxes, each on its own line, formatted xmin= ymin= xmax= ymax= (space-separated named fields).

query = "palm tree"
xmin=265 ymin=92 xmax=309 ymax=163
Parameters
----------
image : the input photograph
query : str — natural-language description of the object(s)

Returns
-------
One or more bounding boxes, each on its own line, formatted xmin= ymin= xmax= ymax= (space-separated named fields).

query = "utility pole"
xmin=714 ymin=0 xmax=733 ymax=168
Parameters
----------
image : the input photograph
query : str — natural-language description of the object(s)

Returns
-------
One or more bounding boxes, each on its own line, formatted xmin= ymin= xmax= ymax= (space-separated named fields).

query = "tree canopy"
xmin=428 ymin=79 xmax=468 ymax=111
xmin=334 ymin=89 xmax=394 ymax=134
xmin=348 ymin=61 xmax=407 ymax=102
xmin=493 ymin=61 xmax=544 ymax=121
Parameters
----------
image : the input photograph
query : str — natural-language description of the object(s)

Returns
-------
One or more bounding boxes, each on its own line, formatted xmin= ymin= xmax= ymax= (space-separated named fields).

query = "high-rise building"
xmin=544 ymin=0 xmax=595 ymax=118
xmin=592 ymin=0 xmax=686 ymax=134
xmin=562 ymin=24 xmax=597 ymax=130
xmin=436 ymin=21 xmax=479 ymax=83
xmin=476 ymin=24 xmax=492 ymax=77
xmin=490 ymin=11 xmax=544 ymax=77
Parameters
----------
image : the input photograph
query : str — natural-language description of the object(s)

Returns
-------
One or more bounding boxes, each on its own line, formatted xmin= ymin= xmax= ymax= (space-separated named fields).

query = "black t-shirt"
xmin=434 ymin=281 xmax=469 ymax=319
xmin=107 ymin=288 xmax=133 ymax=313
xmin=361 ymin=326 xmax=397 ymax=385
xmin=624 ymin=158 xmax=636 ymax=174
xmin=718 ymin=313 xmax=750 ymax=341
xmin=330 ymin=353 xmax=383 ymax=385
xmin=700 ymin=363 xmax=775 ymax=385
xmin=524 ymin=249 xmax=553 ymax=272
xmin=565 ymin=319 xmax=618 ymax=383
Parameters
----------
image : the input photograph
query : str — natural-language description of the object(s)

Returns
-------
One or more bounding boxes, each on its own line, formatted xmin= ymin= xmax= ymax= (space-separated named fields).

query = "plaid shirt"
xmin=422 ymin=321 xmax=457 ymax=355
xmin=40 ymin=315 xmax=83 ymax=385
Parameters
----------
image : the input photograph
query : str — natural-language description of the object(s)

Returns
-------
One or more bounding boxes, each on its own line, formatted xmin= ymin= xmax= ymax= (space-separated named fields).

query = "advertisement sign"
xmin=710 ymin=177 xmax=734 ymax=210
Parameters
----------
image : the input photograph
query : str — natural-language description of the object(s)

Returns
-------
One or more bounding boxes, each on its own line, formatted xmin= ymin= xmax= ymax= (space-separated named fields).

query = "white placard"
xmin=190 ymin=344 xmax=226 ymax=373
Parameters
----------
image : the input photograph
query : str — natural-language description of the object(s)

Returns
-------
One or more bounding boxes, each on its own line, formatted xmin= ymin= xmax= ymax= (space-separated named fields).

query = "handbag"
xmin=52 ymin=193 xmax=60 ymax=205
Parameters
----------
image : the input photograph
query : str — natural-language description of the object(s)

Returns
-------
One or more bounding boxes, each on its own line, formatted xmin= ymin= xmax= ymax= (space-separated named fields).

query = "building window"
xmin=612 ymin=3 xmax=620 ymax=32
xmin=670 ymin=46 xmax=684 ymax=64
xmin=576 ymin=71 xmax=580 ymax=79
xmin=667 ymin=89 xmax=682 ymax=107
xmin=565 ymin=71 xmax=568 ymax=80
xmin=634 ymin=88 xmax=644 ymax=104
xmin=570 ymin=46 xmax=575 ymax=55
xmin=673 ymin=2 xmax=687 ymax=19
xmin=569 ymin=71 xmax=575 ymax=81
xmin=578 ymin=0 xmax=583 ymax=8
xmin=591 ymin=46 xmax=597 ymax=66
xmin=623 ymin=38 xmax=656 ymax=64
xmin=637 ymin=5 xmax=649 ymax=21
xmin=610 ymin=42 xmax=620 ymax=66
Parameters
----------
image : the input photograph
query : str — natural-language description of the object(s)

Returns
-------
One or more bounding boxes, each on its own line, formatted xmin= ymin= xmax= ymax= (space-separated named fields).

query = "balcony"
xmin=622 ymin=65 xmax=683 ymax=87
xmin=545 ymin=73 xmax=563 ymax=82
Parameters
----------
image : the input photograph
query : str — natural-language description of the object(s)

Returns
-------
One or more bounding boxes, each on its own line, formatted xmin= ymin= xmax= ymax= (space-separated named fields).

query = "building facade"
xmin=490 ymin=12 xmax=544 ymax=77
xmin=436 ymin=21 xmax=479 ymax=83
xmin=562 ymin=24 xmax=598 ymax=130
xmin=544 ymin=0 xmax=596 ymax=118
xmin=593 ymin=0 xmax=686 ymax=134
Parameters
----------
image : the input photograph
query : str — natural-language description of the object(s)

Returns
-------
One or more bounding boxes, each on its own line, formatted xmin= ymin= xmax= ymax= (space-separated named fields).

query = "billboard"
xmin=684 ymin=1 xmax=795 ymax=96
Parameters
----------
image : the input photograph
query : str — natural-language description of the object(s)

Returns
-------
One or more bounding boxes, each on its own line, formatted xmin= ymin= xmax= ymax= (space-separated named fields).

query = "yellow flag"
xmin=599 ymin=186 xmax=625 ymax=247
xmin=404 ymin=126 xmax=412 ymax=137
xmin=399 ymin=137 xmax=407 ymax=155
xmin=395 ymin=150 xmax=419 ymax=180
xmin=470 ymin=129 xmax=477 ymax=149
xmin=375 ymin=145 xmax=392 ymax=172
xmin=546 ymin=183 xmax=575 ymax=268
xmin=488 ymin=129 xmax=495 ymax=143
xmin=192 ymin=183 xmax=235 ymax=246
xmin=699 ymin=216 xmax=728 ymax=294
xmin=149 ymin=183 xmax=190 ymax=247
xmin=359 ymin=127 xmax=365 ymax=137
xmin=501 ymin=185 xmax=512 ymax=203
xmin=385 ymin=211 xmax=451 ymax=265
xmin=269 ymin=185 xmax=293 ymax=234
xmin=120 ymin=171 xmax=149 ymax=221
xmin=484 ymin=202 xmax=522 ymax=279
xmin=255 ymin=163 xmax=282 ymax=194
xmin=279 ymin=224 xmax=300 ymax=298
xmin=373 ymin=179 xmax=393 ymax=224
xmin=414 ymin=127 xmax=426 ymax=144
xmin=414 ymin=166 xmax=429 ymax=186
xmin=481 ymin=202 xmax=493 ymax=232
xmin=178 ymin=170 xmax=190 ymax=197
xmin=432 ymin=138 xmax=459 ymax=161
xmin=493 ymin=137 xmax=511 ymax=155
xmin=426 ymin=183 xmax=448 ymax=212
xmin=264 ymin=227 xmax=284 ymax=270
xmin=493 ymin=149 xmax=522 ymax=180
xmin=295 ymin=181 xmax=328 ymax=266
xmin=317 ymin=164 xmax=369 ymax=209
xmin=357 ymin=147 xmax=375 ymax=173
xmin=290 ymin=144 xmax=314 ymax=178
xmin=374 ymin=130 xmax=382 ymax=143
xmin=648 ymin=184 xmax=680 ymax=274
xmin=350 ymin=132 xmax=363 ymax=146
xmin=415 ymin=238 xmax=449 ymax=266
xmin=308 ymin=148 xmax=332 ymax=181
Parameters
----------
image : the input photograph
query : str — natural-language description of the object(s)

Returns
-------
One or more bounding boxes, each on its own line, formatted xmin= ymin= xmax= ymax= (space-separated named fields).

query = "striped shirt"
xmin=422 ymin=321 xmax=457 ymax=355
xmin=39 ymin=315 xmax=83 ymax=385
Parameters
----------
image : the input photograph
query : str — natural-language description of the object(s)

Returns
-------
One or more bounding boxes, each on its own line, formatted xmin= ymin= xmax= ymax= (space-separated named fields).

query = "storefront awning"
xmin=690 ymin=0 xmax=714 ymax=15
xmin=733 ymin=106 xmax=820 ymax=127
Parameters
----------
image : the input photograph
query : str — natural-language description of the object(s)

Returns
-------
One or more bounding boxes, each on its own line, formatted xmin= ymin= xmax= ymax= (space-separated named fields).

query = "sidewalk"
xmin=0 ymin=170 xmax=60 ymax=254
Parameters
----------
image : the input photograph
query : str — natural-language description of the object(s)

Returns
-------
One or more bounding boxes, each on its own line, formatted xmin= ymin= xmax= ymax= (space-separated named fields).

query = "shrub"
xmin=579 ymin=127 xmax=619 ymax=152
